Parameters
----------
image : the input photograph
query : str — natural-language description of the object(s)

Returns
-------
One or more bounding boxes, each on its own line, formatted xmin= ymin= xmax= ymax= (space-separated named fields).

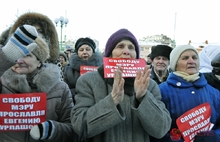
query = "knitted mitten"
xmin=30 ymin=120 xmax=56 ymax=140
xmin=2 ymin=24 xmax=38 ymax=62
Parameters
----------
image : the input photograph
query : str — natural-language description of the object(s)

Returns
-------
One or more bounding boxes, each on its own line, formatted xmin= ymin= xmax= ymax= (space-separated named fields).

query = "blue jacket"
xmin=154 ymin=72 xmax=220 ymax=142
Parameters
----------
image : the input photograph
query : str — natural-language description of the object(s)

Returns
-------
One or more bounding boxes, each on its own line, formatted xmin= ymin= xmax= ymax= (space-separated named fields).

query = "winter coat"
xmin=70 ymin=65 xmax=172 ymax=142
xmin=0 ymin=12 xmax=64 ymax=81
xmin=153 ymin=72 xmax=220 ymax=142
xmin=150 ymin=66 xmax=171 ymax=84
xmin=63 ymin=52 xmax=103 ymax=101
xmin=0 ymin=50 xmax=75 ymax=142
xmin=203 ymin=72 xmax=220 ymax=91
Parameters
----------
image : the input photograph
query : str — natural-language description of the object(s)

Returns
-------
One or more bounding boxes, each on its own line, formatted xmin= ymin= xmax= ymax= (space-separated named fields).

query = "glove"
xmin=194 ymin=131 xmax=220 ymax=142
xmin=30 ymin=120 xmax=56 ymax=140
xmin=2 ymin=24 xmax=38 ymax=62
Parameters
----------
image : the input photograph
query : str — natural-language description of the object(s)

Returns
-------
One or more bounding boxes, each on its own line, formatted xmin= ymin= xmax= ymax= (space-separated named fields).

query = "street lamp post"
xmin=54 ymin=16 xmax=69 ymax=51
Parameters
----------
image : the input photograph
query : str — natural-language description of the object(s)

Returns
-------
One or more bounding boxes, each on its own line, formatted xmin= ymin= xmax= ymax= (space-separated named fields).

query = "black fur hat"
xmin=75 ymin=37 xmax=96 ymax=53
xmin=151 ymin=45 xmax=173 ymax=60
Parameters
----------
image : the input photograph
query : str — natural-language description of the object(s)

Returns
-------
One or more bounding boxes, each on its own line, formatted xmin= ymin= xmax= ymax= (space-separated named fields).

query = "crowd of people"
xmin=0 ymin=11 xmax=220 ymax=142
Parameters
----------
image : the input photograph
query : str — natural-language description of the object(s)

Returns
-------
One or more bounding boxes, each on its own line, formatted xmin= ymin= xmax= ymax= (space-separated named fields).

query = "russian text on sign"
xmin=0 ymin=110 xmax=45 ymax=117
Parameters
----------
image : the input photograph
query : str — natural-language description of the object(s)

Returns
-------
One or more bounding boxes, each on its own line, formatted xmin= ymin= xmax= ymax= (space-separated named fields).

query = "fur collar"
xmin=69 ymin=52 xmax=103 ymax=71
xmin=1 ymin=64 xmax=60 ymax=93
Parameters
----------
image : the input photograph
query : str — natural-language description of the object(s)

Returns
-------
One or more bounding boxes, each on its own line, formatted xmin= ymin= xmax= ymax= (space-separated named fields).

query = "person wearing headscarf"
xmin=0 ymin=25 xmax=75 ymax=142
xmin=0 ymin=12 xmax=64 ymax=80
xmin=203 ymin=53 xmax=220 ymax=91
xmin=63 ymin=37 xmax=103 ymax=103
xmin=152 ymin=45 xmax=220 ymax=142
xmin=70 ymin=28 xmax=171 ymax=142
xmin=150 ymin=45 xmax=173 ymax=84
xmin=199 ymin=45 xmax=220 ymax=73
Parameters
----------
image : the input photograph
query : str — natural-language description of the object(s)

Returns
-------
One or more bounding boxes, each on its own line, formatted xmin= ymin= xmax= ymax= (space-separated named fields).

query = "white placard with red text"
xmin=0 ymin=93 xmax=47 ymax=131
xmin=176 ymin=102 xmax=212 ymax=142
xmin=103 ymin=57 xmax=146 ymax=78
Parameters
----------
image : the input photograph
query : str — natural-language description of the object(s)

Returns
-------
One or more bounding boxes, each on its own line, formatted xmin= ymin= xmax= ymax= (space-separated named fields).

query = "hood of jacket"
xmin=69 ymin=52 xmax=103 ymax=71
xmin=9 ymin=12 xmax=59 ymax=62
xmin=1 ymin=63 xmax=60 ymax=93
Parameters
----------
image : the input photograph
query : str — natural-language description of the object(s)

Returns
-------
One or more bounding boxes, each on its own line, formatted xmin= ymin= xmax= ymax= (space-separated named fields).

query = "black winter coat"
xmin=63 ymin=52 xmax=103 ymax=102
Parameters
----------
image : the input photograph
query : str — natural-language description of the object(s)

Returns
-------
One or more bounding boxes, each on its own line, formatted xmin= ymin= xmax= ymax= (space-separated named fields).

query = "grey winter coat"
xmin=0 ymin=50 xmax=75 ymax=142
xmin=71 ymin=65 xmax=172 ymax=142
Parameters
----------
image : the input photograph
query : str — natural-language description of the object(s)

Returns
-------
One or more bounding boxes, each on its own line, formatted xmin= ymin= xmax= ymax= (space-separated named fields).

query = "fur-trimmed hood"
xmin=9 ymin=12 xmax=59 ymax=62
xmin=69 ymin=52 xmax=103 ymax=71
xmin=1 ymin=63 xmax=60 ymax=93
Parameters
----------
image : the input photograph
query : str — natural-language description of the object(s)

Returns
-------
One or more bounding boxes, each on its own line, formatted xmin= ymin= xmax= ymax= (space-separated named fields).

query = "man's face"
xmin=152 ymin=56 xmax=170 ymax=72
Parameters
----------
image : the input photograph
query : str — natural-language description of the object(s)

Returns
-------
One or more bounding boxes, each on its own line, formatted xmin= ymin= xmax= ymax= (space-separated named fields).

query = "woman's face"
xmin=176 ymin=50 xmax=199 ymax=75
xmin=111 ymin=40 xmax=137 ymax=59
xmin=33 ymin=24 xmax=50 ymax=44
xmin=77 ymin=44 xmax=93 ymax=60
xmin=33 ymin=24 xmax=44 ymax=38
xmin=11 ymin=53 xmax=41 ymax=74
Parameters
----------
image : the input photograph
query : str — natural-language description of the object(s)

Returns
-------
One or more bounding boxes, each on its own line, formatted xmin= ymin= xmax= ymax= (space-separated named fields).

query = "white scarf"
xmin=173 ymin=71 xmax=200 ymax=82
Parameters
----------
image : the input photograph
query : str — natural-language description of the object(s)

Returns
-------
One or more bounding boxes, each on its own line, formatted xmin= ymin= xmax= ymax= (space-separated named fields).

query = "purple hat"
xmin=104 ymin=29 xmax=140 ymax=59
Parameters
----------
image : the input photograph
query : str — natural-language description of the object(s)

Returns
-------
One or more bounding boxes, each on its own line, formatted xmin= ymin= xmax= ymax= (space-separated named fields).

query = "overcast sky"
xmin=0 ymin=0 xmax=219 ymax=49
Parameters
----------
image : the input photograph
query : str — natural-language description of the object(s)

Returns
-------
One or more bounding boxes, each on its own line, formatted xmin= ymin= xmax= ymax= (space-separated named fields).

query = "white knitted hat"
xmin=170 ymin=44 xmax=198 ymax=71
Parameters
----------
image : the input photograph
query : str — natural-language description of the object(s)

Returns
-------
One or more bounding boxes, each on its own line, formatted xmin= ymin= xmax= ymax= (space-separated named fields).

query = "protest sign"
xmin=103 ymin=57 xmax=146 ymax=78
xmin=176 ymin=102 xmax=212 ymax=142
xmin=0 ymin=93 xmax=47 ymax=131
xmin=80 ymin=65 xmax=98 ymax=76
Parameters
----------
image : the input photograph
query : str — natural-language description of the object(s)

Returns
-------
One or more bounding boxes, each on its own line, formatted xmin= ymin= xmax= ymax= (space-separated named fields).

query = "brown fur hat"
xmin=9 ymin=12 xmax=59 ymax=62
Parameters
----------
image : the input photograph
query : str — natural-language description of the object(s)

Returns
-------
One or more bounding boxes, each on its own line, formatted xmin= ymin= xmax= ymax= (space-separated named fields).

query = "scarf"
xmin=173 ymin=71 xmax=200 ymax=82
xmin=97 ymin=65 xmax=134 ymax=96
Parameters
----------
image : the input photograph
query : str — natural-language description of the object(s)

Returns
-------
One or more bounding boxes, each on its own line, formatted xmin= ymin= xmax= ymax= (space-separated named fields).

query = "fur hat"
xmin=32 ymin=37 xmax=50 ymax=63
xmin=75 ymin=37 xmax=96 ymax=53
xmin=151 ymin=45 xmax=172 ymax=60
xmin=170 ymin=44 xmax=198 ymax=71
xmin=9 ymin=12 xmax=59 ymax=62
xmin=104 ymin=29 xmax=140 ymax=59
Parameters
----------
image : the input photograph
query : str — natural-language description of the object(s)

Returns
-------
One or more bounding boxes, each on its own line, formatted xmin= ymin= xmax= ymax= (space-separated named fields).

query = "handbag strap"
xmin=78 ymin=111 xmax=88 ymax=142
